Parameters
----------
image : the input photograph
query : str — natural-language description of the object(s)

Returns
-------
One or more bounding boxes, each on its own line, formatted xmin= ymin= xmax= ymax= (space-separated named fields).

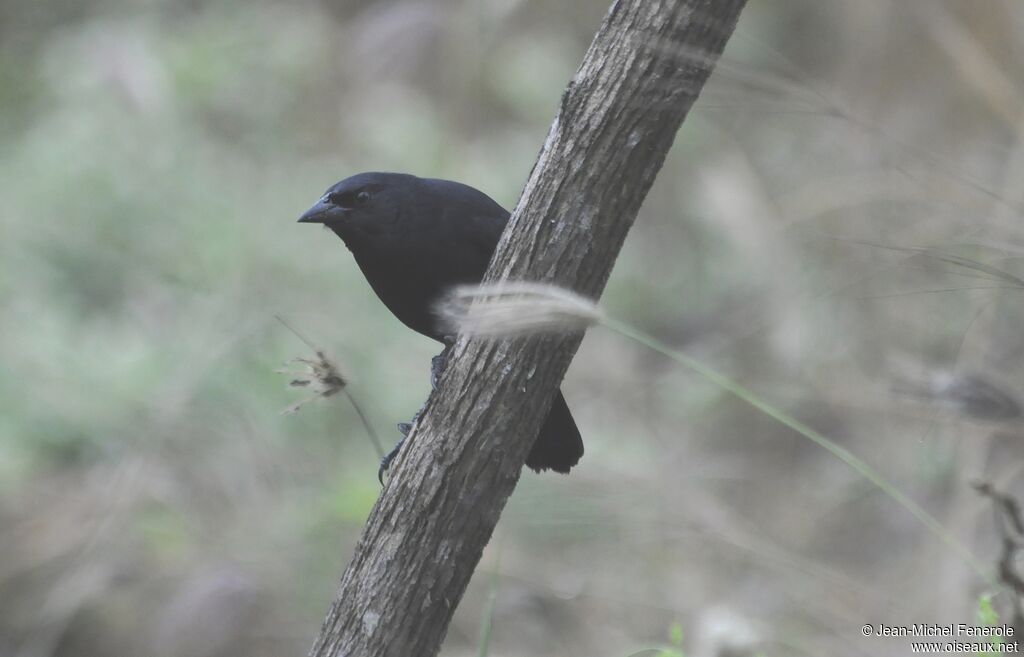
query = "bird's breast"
xmin=349 ymin=242 xmax=477 ymax=341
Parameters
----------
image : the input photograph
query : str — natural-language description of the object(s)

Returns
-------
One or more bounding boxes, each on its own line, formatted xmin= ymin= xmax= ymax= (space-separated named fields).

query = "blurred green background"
xmin=2 ymin=1 xmax=1024 ymax=656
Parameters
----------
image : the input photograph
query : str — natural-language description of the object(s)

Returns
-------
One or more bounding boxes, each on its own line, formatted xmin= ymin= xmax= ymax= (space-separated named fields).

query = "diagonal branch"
xmin=309 ymin=2 xmax=748 ymax=656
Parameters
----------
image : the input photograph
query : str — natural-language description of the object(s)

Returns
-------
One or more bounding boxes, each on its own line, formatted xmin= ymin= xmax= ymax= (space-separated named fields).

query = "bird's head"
xmin=298 ymin=172 xmax=416 ymax=239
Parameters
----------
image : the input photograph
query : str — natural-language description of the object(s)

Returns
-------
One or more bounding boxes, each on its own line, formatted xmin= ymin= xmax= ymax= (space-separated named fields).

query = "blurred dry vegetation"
xmin=2 ymin=0 xmax=1024 ymax=656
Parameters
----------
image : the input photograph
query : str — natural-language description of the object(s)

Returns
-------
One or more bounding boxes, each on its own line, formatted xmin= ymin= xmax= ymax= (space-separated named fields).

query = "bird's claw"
xmin=378 ymin=423 xmax=414 ymax=485
xmin=430 ymin=347 xmax=451 ymax=389
xmin=378 ymin=440 xmax=402 ymax=486
xmin=378 ymin=345 xmax=452 ymax=484
xmin=378 ymin=452 xmax=395 ymax=485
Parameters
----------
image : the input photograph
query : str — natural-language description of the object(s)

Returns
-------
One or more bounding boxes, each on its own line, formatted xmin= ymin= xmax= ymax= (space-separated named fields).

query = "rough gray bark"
xmin=309 ymin=1 xmax=747 ymax=656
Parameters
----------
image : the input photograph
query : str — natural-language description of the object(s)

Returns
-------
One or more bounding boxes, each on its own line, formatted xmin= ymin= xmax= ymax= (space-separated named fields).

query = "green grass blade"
xmin=601 ymin=317 xmax=994 ymax=586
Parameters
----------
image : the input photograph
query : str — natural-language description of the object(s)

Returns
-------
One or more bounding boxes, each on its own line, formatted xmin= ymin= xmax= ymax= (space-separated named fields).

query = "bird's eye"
xmin=328 ymin=189 xmax=372 ymax=208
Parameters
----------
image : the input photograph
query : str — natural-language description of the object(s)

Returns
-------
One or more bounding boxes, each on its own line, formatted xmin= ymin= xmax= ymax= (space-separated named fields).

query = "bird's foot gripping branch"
xmin=379 ymin=343 xmax=456 ymax=484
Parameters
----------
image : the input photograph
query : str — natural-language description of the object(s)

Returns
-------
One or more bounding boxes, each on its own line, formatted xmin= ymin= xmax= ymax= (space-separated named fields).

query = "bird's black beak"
xmin=298 ymin=198 xmax=335 ymax=224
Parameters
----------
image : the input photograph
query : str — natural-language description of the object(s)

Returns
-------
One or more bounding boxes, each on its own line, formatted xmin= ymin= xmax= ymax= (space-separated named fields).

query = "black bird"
xmin=298 ymin=172 xmax=584 ymax=476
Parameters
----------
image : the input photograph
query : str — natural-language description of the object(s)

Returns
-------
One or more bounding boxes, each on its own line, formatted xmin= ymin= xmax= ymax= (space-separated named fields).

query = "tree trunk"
xmin=309 ymin=1 xmax=747 ymax=655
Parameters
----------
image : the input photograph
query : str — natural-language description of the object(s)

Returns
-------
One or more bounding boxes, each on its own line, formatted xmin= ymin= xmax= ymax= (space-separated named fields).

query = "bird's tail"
xmin=526 ymin=390 xmax=584 ymax=473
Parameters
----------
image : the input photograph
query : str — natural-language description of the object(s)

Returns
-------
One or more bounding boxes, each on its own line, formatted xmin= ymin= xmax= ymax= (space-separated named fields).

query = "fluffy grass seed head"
xmin=437 ymin=282 xmax=604 ymax=338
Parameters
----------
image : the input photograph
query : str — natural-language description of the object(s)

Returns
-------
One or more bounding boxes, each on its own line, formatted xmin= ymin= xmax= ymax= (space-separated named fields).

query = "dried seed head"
xmin=437 ymin=282 xmax=604 ymax=338
xmin=273 ymin=315 xmax=385 ymax=459
xmin=276 ymin=350 xmax=347 ymax=415
xmin=273 ymin=315 xmax=349 ymax=414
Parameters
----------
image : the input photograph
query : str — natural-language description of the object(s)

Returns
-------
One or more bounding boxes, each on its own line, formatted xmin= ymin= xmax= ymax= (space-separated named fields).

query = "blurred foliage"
xmin=2 ymin=0 xmax=1024 ymax=656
